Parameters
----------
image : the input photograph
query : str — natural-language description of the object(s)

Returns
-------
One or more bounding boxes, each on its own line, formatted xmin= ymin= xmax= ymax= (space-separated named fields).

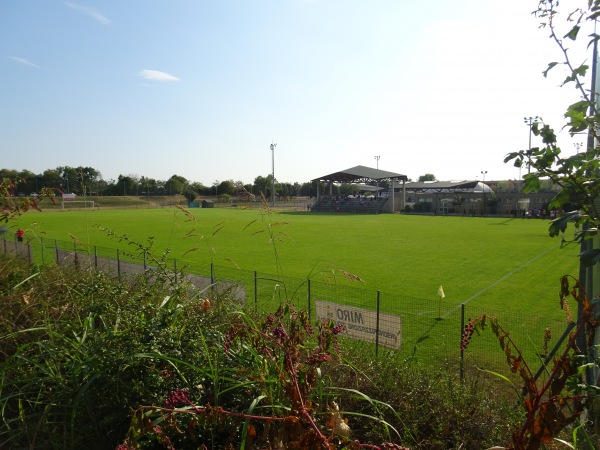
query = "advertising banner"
xmin=315 ymin=300 xmax=402 ymax=349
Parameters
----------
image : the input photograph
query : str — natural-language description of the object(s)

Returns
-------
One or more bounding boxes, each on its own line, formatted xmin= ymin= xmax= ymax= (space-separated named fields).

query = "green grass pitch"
xmin=14 ymin=207 xmax=579 ymax=321
xmin=10 ymin=206 xmax=583 ymax=371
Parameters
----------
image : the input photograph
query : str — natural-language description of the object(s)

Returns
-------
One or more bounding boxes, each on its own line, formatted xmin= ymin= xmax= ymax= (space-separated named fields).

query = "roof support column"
xmin=391 ymin=179 xmax=395 ymax=213
xmin=402 ymin=179 xmax=406 ymax=212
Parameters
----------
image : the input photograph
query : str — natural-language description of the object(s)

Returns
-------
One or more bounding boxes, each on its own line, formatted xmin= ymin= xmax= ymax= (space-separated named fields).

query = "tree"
xmin=217 ymin=180 xmax=235 ymax=196
xmin=252 ymin=175 xmax=271 ymax=198
xmin=41 ymin=169 xmax=62 ymax=191
xmin=504 ymin=0 xmax=600 ymax=264
xmin=166 ymin=175 xmax=188 ymax=196
xmin=55 ymin=166 xmax=79 ymax=194
xmin=110 ymin=174 xmax=141 ymax=196
xmin=190 ymin=181 xmax=210 ymax=196
xmin=418 ymin=174 xmax=436 ymax=182
xmin=503 ymin=2 xmax=600 ymax=430
xmin=16 ymin=170 xmax=37 ymax=194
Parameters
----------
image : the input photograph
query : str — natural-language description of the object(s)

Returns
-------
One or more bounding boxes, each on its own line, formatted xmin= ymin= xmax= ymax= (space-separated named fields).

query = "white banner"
xmin=315 ymin=300 xmax=402 ymax=349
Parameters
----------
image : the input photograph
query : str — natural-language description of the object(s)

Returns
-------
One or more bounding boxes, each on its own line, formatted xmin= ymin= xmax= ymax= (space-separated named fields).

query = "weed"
xmin=462 ymin=275 xmax=599 ymax=449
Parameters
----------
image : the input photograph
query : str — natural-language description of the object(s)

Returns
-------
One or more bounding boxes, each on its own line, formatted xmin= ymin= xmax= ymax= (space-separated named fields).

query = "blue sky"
xmin=1 ymin=0 xmax=590 ymax=186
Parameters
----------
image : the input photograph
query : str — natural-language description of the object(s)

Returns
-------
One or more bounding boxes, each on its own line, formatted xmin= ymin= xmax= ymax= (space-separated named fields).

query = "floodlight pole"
xmin=480 ymin=170 xmax=487 ymax=216
xmin=271 ymin=142 xmax=277 ymax=207
xmin=523 ymin=116 xmax=540 ymax=174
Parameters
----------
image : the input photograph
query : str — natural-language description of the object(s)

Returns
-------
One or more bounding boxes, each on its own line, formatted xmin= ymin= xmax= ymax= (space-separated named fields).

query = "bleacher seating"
xmin=311 ymin=196 xmax=388 ymax=214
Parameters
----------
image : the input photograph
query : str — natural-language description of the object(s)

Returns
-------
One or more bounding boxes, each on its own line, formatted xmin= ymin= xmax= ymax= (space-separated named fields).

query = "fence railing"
xmin=1 ymin=235 xmax=571 ymax=382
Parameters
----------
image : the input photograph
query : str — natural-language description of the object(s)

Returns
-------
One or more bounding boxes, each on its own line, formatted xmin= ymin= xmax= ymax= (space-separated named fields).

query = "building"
xmin=397 ymin=179 xmax=559 ymax=216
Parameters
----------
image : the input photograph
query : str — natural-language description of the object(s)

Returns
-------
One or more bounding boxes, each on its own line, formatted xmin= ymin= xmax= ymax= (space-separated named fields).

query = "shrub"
xmin=1 ymin=256 xmax=519 ymax=449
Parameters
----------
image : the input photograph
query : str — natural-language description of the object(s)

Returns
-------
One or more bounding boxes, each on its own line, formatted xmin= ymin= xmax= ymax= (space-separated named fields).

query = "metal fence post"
xmin=254 ymin=271 xmax=258 ymax=311
xmin=210 ymin=262 xmax=215 ymax=299
xmin=54 ymin=239 xmax=58 ymax=264
xmin=174 ymin=259 xmax=178 ymax=284
xmin=117 ymin=248 xmax=121 ymax=280
xmin=376 ymin=290 xmax=381 ymax=357
xmin=460 ymin=303 xmax=465 ymax=381
xmin=307 ymin=279 xmax=311 ymax=321
xmin=94 ymin=246 xmax=98 ymax=268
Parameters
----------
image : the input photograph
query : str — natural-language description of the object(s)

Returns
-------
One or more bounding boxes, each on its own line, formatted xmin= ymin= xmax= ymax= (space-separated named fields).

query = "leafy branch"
xmin=462 ymin=275 xmax=598 ymax=449
xmin=505 ymin=0 xmax=600 ymax=261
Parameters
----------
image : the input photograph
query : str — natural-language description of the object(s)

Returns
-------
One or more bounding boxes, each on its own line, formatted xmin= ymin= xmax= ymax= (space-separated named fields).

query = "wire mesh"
xmin=2 ymin=236 xmax=574 ymax=382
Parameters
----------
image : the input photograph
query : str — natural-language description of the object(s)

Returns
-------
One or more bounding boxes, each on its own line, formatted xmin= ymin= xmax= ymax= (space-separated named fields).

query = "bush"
xmin=0 ymin=256 xmax=234 ymax=449
xmin=0 ymin=256 xmax=517 ymax=449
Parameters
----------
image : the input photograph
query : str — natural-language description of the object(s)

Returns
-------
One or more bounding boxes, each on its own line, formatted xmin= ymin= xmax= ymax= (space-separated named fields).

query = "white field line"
xmin=446 ymin=244 xmax=560 ymax=316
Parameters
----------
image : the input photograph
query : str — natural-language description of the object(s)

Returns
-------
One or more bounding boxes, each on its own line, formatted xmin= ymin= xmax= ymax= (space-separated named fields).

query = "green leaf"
xmin=522 ymin=176 xmax=541 ymax=193
xmin=567 ymin=100 xmax=590 ymax=114
xmin=549 ymin=211 xmax=580 ymax=237
xmin=579 ymin=249 xmax=600 ymax=266
xmin=564 ymin=25 xmax=580 ymax=40
xmin=504 ymin=151 xmax=521 ymax=164
xmin=549 ymin=189 xmax=573 ymax=210
xmin=543 ymin=62 xmax=559 ymax=78
xmin=573 ymin=64 xmax=589 ymax=77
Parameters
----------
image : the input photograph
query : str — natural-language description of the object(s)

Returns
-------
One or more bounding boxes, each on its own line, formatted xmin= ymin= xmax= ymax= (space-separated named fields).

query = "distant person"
xmin=16 ymin=228 xmax=24 ymax=243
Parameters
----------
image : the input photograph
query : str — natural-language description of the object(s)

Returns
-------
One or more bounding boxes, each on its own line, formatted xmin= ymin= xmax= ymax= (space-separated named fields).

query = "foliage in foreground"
xmin=463 ymin=275 xmax=600 ymax=449
xmin=0 ymin=256 xmax=517 ymax=449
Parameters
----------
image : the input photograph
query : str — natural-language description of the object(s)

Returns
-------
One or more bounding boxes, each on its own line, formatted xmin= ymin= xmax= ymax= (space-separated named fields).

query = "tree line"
xmin=0 ymin=166 xmax=405 ymax=201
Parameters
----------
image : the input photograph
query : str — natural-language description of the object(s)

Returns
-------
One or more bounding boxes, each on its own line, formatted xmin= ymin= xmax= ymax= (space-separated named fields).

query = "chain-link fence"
xmin=1 ymin=235 xmax=571 ymax=382
xmin=0 ymin=237 xmax=33 ymax=264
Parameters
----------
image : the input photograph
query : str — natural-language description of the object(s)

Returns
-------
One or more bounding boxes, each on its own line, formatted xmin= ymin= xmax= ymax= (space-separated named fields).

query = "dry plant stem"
xmin=246 ymin=322 xmax=330 ymax=446
xmin=514 ymin=318 xmax=586 ymax=447
xmin=139 ymin=405 xmax=288 ymax=422
xmin=283 ymin=351 xmax=330 ymax=446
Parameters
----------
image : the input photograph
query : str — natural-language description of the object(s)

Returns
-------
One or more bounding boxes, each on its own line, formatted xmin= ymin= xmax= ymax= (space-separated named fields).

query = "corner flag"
xmin=438 ymin=285 xmax=445 ymax=300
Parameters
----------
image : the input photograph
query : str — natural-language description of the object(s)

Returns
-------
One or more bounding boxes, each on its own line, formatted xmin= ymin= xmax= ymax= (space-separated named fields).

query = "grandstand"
xmin=311 ymin=165 xmax=408 ymax=214
xmin=312 ymin=195 xmax=389 ymax=214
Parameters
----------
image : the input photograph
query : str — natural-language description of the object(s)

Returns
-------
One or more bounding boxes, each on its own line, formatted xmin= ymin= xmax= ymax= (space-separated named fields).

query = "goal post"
xmin=61 ymin=200 xmax=96 ymax=211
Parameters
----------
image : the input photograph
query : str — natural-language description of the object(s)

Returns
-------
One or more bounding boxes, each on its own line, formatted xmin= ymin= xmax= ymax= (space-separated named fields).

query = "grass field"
xmin=7 ymin=206 xmax=583 ymax=373
xmin=13 ymin=207 xmax=580 ymax=317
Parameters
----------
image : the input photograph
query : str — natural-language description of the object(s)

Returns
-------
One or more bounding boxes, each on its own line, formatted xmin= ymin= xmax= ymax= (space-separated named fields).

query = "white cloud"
xmin=138 ymin=70 xmax=179 ymax=82
xmin=65 ymin=2 xmax=111 ymax=26
xmin=9 ymin=56 xmax=40 ymax=69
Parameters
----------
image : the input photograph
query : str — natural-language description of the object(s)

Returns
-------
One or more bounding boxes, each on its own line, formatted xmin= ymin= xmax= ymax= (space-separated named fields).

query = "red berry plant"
xmin=461 ymin=275 xmax=598 ymax=449
xmin=120 ymin=303 xmax=408 ymax=449
xmin=1 ymin=177 xmax=56 ymax=223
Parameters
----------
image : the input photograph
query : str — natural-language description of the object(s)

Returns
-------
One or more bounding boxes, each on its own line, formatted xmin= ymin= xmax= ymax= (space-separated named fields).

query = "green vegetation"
xmin=0 ymin=255 xmax=519 ymax=449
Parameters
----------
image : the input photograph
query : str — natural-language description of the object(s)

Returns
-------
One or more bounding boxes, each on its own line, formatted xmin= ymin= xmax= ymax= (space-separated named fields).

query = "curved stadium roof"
xmin=403 ymin=181 xmax=493 ymax=193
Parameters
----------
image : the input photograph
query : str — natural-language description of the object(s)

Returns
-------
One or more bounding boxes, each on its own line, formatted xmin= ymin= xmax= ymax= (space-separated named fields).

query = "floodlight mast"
xmin=271 ymin=142 xmax=277 ymax=207
xmin=480 ymin=170 xmax=487 ymax=216
xmin=523 ymin=116 xmax=541 ymax=174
